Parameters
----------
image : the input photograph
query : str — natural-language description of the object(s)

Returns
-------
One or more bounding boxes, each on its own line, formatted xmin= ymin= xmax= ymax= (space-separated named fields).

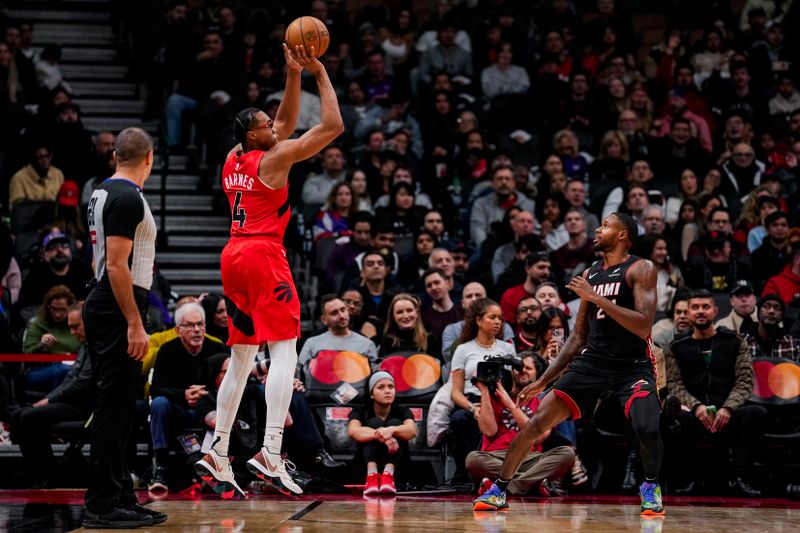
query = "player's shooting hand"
xmin=127 ymin=323 xmax=148 ymax=361
xmin=283 ymin=43 xmax=304 ymax=73
xmin=711 ymin=407 xmax=731 ymax=433
xmin=517 ymin=380 xmax=544 ymax=407
xmin=566 ymin=275 xmax=597 ymax=303
xmin=286 ymin=43 xmax=323 ymax=74
xmin=693 ymin=404 xmax=714 ymax=431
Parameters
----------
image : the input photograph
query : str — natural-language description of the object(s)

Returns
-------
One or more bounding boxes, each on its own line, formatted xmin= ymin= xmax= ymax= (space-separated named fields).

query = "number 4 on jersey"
xmin=232 ymin=191 xmax=247 ymax=228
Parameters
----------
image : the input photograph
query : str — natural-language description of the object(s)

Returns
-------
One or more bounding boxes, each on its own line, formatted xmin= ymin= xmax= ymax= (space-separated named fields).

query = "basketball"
xmin=285 ymin=16 xmax=330 ymax=58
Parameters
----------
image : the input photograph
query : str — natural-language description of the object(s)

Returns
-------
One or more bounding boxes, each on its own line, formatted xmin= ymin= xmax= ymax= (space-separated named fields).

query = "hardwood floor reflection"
xmin=65 ymin=496 xmax=800 ymax=532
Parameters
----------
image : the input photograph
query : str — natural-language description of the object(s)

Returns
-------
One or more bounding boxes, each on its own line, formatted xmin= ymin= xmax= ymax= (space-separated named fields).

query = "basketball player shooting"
xmin=474 ymin=213 xmax=665 ymax=516
xmin=195 ymin=42 xmax=344 ymax=498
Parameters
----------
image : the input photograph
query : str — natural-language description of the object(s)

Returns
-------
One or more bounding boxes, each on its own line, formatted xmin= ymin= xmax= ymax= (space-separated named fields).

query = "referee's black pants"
xmin=83 ymin=288 xmax=147 ymax=515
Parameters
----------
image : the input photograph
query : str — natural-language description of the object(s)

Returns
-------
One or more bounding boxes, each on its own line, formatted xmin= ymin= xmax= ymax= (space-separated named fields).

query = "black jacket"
xmin=667 ymin=327 xmax=754 ymax=412
xmin=46 ymin=344 xmax=93 ymax=408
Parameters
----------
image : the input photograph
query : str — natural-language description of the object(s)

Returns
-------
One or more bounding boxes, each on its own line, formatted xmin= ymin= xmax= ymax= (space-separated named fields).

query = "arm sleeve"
xmin=105 ymin=190 xmax=144 ymax=239
xmin=723 ymin=338 xmax=755 ymax=411
xmin=22 ymin=319 xmax=45 ymax=354
xmin=48 ymin=346 xmax=92 ymax=404
xmin=363 ymin=339 xmax=378 ymax=362
xmin=451 ymin=345 xmax=467 ymax=372
xmin=297 ymin=336 xmax=316 ymax=369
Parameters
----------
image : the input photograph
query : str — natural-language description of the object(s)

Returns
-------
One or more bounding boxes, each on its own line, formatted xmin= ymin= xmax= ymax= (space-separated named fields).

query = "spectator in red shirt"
xmin=762 ymin=242 xmax=800 ymax=305
xmin=466 ymin=351 xmax=575 ymax=495
xmin=500 ymin=251 xmax=552 ymax=326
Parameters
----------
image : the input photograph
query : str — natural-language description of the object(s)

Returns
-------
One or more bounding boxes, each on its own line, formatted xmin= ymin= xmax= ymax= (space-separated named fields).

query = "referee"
xmin=82 ymin=128 xmax=166 ymax=529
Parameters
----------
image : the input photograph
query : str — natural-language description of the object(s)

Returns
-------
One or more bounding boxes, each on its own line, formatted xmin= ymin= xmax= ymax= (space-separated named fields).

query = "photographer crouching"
xmin=467 ymin=351 xmax=576 ymax=498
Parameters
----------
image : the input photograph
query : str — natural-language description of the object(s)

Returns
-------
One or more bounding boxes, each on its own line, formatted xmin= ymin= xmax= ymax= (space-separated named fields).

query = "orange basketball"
xmin=285 ymin=16 xmax=330 ymax=58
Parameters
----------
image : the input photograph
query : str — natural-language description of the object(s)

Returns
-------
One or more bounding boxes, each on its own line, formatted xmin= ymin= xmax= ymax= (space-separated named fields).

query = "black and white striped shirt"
xmin=87 ymin=178 xmax=156 ymax=291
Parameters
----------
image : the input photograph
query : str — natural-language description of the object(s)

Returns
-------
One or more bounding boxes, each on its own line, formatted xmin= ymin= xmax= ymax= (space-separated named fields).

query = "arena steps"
xmin=10 ymin=0 xmax=231 ymax=298
xmin=144 ymin=174 xmax=202 ymax=191
xmin=73 ymin=98 xmax=146 ymax=116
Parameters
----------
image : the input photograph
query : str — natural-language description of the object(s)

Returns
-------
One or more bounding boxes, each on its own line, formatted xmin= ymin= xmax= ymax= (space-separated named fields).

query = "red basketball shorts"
xmin=220 ymin=236 xmax=301 ymax=345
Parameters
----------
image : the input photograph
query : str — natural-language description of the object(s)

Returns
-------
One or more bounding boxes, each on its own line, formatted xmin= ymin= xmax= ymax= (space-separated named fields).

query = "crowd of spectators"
xmin=3 ymin=0 xmax=800 ymax=497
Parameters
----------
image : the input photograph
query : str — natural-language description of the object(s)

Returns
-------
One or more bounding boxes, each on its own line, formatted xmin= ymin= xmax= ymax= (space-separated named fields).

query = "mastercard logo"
xmin=379 ymin=353 xmax=442 ymax=393
xmin=753 ymin=359 xmax=800 ymax=401
xmin=309 ymin=350 xmax=371 ymax=385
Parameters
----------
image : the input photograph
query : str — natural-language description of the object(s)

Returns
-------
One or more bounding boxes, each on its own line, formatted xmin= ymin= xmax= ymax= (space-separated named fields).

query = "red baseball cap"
xmin=58 ymin=180 xmax=79 ymax=207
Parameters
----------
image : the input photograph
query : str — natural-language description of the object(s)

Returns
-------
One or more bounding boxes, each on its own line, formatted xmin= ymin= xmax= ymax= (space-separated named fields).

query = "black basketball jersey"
xmin=584 ymin=255 xmax=648 ymax=359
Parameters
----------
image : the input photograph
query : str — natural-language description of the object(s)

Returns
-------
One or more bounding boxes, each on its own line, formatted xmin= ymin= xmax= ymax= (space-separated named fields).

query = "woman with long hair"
xmin=664 ymin=168 xmax=700 ymax=226
xmin=529 ymin=307 xmax=569 ymax=364
xmin=379 ymin=293 xmax=441 ymax=359
xmin=378 ymin=7 xmax=416 ymax=78
xmin=626 ymin=83 xmax=655 ymax=133
xmin=635 ymin=234 xmax=684 ymax=312
xmin=22 ymin=285 xmax=78 ymax=392
xmin=398 ymin=229 xmax=439 ymax=289
xmin=346 ymin=169 xmax=373 ymax=213
xmin=450 ymin=298 xmax=516 ymax=478
xmin=199 ymin=292 xmax=229 ymax=344
xmin=313 ymin=181 xmax=358 ymax=242
xmin=536 ymin=192 xmax=570 ymax=251
xmin=347 ymin=371 xmax=416 ymax=495
xmin=589 ymin=130 xmax=629 ymax=184
xmin=375 ymin=182 xmax=425 ymax=238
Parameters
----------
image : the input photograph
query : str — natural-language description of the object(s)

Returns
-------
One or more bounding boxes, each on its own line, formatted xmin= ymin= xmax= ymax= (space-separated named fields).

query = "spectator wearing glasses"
xmin=148 ymin=302 xmax=229 ymax=492
xmin=512 ymin=297 xmax=543 ymax=353
xmin=17 ymin=231 xmax=92 ymax=313
xmin=8 ymin=144 xmax=65 ymax=207
xmin=719 ymin=143 xmax=766 ymax=218
xmin=341 ymin=289 xmax=381 ymax=342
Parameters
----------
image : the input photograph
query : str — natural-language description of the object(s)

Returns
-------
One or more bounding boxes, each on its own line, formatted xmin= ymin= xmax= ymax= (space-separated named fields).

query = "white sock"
xmin=211 ymin=344 xmax=258 ymax=457
xmin=383 ymin=464 xmax=395 ymax=476
xmin=262 ymin=339 xmax=298 ymax=455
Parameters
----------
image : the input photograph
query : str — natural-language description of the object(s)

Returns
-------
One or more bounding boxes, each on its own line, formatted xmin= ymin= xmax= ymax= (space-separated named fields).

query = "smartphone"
xmin=552 ymin=327 xmax=564 ymax=341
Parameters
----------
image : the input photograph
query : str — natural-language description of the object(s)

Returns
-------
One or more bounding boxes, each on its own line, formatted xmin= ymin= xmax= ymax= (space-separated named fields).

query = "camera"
xmin=472 ymin=355 xmax=523 ymax=395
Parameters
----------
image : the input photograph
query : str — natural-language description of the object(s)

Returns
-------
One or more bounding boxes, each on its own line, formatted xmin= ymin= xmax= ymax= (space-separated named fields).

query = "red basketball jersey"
xmin=221 ymin=149 xmax=291 ymax=241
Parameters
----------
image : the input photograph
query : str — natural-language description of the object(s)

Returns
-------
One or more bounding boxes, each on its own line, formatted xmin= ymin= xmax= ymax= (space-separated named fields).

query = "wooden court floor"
xmin=64 ymin=494 xmax=800 ymax=533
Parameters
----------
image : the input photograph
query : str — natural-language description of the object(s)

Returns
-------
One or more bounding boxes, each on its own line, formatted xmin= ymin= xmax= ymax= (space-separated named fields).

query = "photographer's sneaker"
xmin=477 ymin=477 xmax=494 ymax=496
xmin=247 ymin=449 xmax=303 ymax=496
xmin=473 ymin=483 xmax=508 ymax=511
xmin=571 ymin=457 xmax=589 ymax=486
xmin=195 ymin=450 xmax=246 ymax=500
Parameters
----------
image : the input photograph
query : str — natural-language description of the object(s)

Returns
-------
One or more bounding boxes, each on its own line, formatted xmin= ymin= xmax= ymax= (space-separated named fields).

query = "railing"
xmin=0 ymin=353 xmax=78 ymax=362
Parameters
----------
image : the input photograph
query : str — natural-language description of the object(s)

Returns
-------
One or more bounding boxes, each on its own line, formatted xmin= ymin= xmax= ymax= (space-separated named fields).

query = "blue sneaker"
xmin=473 ymin=483 xmax=508 ymax=511
xmin=640 ymin=481 xmax=665 ymax=516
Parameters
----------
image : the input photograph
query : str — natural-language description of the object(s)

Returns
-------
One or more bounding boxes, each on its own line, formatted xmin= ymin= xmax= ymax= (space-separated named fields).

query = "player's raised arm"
xmin=261 ymin=45 xmax=344 ymax=184
xmin=272 ymin=44 xmax=304 ymax=140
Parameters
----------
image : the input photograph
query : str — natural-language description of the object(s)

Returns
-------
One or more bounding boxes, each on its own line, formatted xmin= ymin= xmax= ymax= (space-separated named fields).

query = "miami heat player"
xmin=195 ymin=43 xmax=343 ymax=498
